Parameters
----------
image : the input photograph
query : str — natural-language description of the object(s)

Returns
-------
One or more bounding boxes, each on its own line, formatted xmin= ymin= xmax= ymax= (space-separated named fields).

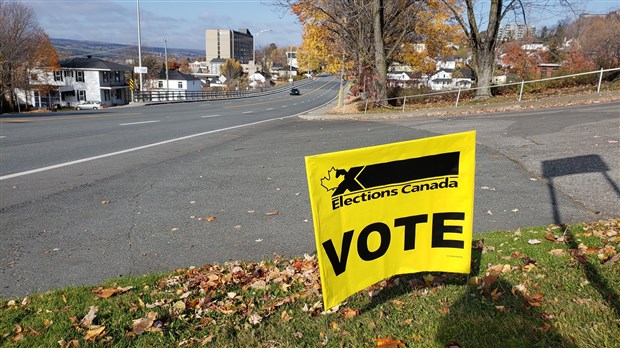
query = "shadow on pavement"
xmin=542 ymin=155 xmax=620 ymax=317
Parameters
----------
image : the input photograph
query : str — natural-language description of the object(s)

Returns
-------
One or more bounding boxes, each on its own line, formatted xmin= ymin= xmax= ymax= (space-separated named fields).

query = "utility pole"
xmin=136 ymin=0 xmax=143 ymax=92
xmin=164 ymin=39 xmax=169 ymax=95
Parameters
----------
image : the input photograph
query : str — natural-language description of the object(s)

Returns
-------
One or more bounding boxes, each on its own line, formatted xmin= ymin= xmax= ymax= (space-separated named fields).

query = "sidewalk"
xmin=300 ymin=89 xmax=620 ymax=120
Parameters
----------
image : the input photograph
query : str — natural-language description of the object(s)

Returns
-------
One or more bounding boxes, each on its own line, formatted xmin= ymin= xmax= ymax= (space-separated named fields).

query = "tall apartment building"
xmin=205 ymin=29 xmax=253 ymax=64
xmin=497 ymin=23 xmax=536 ymax=41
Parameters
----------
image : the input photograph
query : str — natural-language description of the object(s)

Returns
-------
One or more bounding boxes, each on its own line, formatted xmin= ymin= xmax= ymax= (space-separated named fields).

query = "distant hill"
xmin=51 ymin=38 xmax=204 ymax=62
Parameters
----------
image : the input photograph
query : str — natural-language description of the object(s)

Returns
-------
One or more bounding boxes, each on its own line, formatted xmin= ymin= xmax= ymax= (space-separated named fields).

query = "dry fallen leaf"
xmin=84 ymin=325 xmax=106 ymax=341
xmin=248 ymin=313 xmax=262 ymax=325
xmin=132 ymin=312 xmax=158 ymax=335
xmin=549 ymin=249 xmax=566 ymax=256
xmin=342 ymin=307 xmax=359 ymax=319
xmin=80 ymin=306 xmax=98 ymax=328
xmin=528 ymin=239 xmax=542 ymax=245
xmin=374 ymin=337 xmax=407 ymax=348
xmin=93 ymin=286 xmax=133 ymax=299
xmin=265 ymin=211 xmax=279 ymax=216
xmin=198 ymin=216 xmax=217 ymax=222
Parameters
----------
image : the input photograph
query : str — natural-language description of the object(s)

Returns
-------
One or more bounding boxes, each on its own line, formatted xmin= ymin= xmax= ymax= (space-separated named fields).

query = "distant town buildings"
xmin=497 ymin=23 xmax=536 ymax=41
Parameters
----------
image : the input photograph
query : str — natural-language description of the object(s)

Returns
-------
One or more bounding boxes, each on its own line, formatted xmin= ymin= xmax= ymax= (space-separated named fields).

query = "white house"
xmin=428 ymin=68 xmax=473 ymax=91
xmin=387 ymin=71 xmax=427 ymax=88
xmin=149 ymin=70 xmax=202 ymax=100
xmin=21 ymin=56 xmax=131 ymax=108
xmin=248 ymin=72 xmax=266 ymax=89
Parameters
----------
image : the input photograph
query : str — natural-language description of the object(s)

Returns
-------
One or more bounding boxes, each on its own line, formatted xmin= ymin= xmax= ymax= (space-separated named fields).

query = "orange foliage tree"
xmin=277 ymin=0 xmax=457 ymax=104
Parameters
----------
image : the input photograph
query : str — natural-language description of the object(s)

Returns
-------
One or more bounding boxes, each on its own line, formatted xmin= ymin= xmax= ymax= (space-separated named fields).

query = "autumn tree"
xmin=141 ymin=55 xmax=162 ymax=89
xmin=500 ymin=41 xmax=538 ymax=79
xmin=0 ymin=0 xmax=58 ymax=112
xmin=220 ymin=58 xmax=243 ymax=88
xmin=439 ymin=0 xmax=576 ymax=99
xmin=567 ymin=12 xmax=620 ymax=69
xmin=278 ymin=0 xmax=442 ymax=104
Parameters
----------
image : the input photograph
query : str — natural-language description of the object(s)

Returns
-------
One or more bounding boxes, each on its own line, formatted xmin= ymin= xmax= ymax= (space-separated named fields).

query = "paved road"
xmin=0 ymin=89 xmax=618 ymax=298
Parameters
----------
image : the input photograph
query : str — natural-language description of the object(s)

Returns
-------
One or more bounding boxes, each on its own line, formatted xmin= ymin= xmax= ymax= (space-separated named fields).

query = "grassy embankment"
xmin=1 ymin=219 xmax=619 ymax=347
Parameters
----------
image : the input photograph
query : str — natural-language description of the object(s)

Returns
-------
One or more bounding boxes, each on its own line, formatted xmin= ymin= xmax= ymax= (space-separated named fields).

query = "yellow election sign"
xmin=305 ymin=131 xmax=476 ymax=311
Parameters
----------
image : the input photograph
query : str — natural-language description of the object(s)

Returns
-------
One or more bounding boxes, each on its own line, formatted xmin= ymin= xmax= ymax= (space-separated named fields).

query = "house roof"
xmin=59 ymin=56 xmax=130 ymax=71
xmin=158 ymin=70 xmax=201 ymax=81
xmin=455 ymin=68 xmax=473 ymax=78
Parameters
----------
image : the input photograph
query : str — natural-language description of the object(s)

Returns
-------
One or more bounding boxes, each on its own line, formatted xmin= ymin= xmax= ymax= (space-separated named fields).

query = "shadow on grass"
xmin=360 ymin=243 xmax=577 ymax=347
xmin=436 ymin=243 xmax=575 ymax=347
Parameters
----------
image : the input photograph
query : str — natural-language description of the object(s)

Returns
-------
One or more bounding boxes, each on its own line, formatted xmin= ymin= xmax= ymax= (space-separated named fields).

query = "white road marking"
xmin=266 ymin=108 xmax=274 ymax=111
xmin=120 ymin=120 xmax=160 ymax=126
xmin=281 ymin=105 xmax=287 ymax=108
xmin=201 ymin=115 xmax=221 ymax=118
xmin=0 ymin=121 xmax=269 ymax=180
xmin=0 ymin=136 xmax=5 ymax=139
xmin=242 ymin=111 xmax=253 ymax=114
xmin=0 ymin=96 xmax=339 ymax=181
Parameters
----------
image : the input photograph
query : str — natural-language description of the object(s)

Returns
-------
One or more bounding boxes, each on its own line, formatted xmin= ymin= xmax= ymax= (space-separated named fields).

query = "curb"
xmin=298 ymin=90 xmax=620 ymax=121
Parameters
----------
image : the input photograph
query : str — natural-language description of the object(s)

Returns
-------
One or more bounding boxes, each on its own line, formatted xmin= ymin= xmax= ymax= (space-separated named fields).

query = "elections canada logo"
xmin=321 ymin=152 xmax=461 ymax=210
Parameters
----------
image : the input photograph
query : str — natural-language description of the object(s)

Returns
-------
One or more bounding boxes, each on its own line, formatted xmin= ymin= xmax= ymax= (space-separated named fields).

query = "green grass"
xmin=358 ymin=81 xmax=620 ymax=115
xmin=1 ymin=219 xmax=619 ymax=347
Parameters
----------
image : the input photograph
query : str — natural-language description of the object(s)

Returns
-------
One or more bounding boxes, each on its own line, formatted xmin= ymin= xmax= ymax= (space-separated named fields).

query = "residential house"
xmin=387 ymin=71 xmax=427 ymax=88
xmin=536 ymin=63 xmax=562 ymax=78
xmin=24 ymin=56 xmax=131 ymax=108
xmin=428 ymin=68 xmax=473 ymax=91
xmin=492 ymin=73 xmax=521 ymax=85
xmin=209 ymin=58 xmax=227 ymax=76
xmin=149 ymin=70 xmax=202 ymax=100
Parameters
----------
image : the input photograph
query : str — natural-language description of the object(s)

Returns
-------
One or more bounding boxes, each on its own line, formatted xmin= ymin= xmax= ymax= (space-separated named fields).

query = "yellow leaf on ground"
xmin=84 ymin=325 xmax=106 ymax=341
xmin=342 ymin=307 xmax=359 ymax=319
xmin=549 ymin=249 xmax=566 ymax=256
xmin=374 ymin=337 xmax=407 ymax=348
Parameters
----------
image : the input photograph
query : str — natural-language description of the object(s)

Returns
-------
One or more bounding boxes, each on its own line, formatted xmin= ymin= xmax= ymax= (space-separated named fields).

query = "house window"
xmin=178 ymin=81 xmax=183 ymax=88
xmin=78 ymin=90 xmax=86 ymax=101
xmin=115 ymin=89 xmax=122 ymax=100
xmin=158 ymin=81 xmax=164 ymax=88
xmin=114 ymin=71 xmax=121 ymax=82
xmin=103 ymin=71 xmax=109 ymax=82
xmin=104 ymin=90 xmax=110 ymax=101
xmin=54 ymin=71 xmax=63 ymax=81
xmin=76 ymin=71 xmax=84 ymax=82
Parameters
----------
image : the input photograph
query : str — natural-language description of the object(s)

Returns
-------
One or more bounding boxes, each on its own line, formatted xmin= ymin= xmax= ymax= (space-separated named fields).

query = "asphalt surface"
xmin=0 ymin=85 xmax=618 ymax=298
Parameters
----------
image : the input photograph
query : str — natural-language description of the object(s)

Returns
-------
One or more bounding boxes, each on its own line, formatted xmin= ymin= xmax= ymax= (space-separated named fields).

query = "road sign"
xmin=134 ymin=66 xmax=148 ymax=74
xmin=218 ymin=75 xmax=227 ymax=83
xmin=128 ymin=79 xmax=135 ymax=90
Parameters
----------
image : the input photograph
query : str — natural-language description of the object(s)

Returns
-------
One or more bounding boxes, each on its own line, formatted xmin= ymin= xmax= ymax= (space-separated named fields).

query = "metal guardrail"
xmin=132 ymin=78 xmax=315 ymax=103
xmin=361 ymin=67 xmax=620 ymax=114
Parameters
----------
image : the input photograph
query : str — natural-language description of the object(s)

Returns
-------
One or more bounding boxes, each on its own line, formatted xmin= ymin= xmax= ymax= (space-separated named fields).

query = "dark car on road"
xmin=290 ymin=88 xmax=300 ymax=95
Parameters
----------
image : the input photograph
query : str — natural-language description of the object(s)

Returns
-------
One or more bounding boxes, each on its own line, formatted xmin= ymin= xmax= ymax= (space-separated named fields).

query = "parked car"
xmin=76 ymin=101 xmax=101 ymax=110
xmin=290 ymin=88 xmax=300 ymax=95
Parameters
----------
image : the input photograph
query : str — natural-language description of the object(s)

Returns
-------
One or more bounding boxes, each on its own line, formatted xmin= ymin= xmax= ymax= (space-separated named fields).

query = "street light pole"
xmin=252 ymin=29 xmax=271 ymax=72
xmin=136 ymin=0 xmax=143 ymax=92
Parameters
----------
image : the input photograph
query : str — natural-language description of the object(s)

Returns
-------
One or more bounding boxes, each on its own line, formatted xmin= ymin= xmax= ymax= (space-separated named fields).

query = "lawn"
xmin=1 ymin=218 xmax=619 ymax=347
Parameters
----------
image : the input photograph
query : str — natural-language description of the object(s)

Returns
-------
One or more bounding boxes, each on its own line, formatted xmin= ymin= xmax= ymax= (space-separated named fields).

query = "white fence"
xmin=362 ymin=67 xmax=620 ymax=114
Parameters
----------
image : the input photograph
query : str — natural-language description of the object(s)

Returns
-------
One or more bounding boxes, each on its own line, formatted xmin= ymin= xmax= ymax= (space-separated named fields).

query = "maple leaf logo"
xmin=320 ymin=167 xmax=344 ymax=192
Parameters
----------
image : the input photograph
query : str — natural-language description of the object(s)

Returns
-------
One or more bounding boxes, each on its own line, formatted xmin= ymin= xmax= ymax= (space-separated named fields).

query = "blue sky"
xmin=25 ymin=0 xmax=620 ymax=51
xmin=27 ymin=0 xmax=302 ymax=50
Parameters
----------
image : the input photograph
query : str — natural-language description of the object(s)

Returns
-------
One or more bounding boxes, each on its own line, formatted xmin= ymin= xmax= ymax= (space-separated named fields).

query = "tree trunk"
xmin=473 ymin=49 xmax=495 ymax=99
xmin=373 ymin=0 xmax=388 ymax=104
